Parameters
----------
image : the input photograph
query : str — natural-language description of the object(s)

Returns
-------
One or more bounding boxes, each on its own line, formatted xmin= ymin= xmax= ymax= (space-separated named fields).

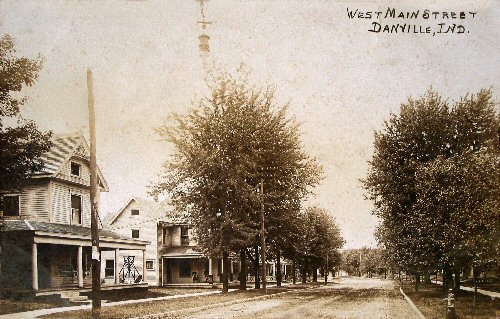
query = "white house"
xmin=0 ymin=134 xmax=148 ymax=295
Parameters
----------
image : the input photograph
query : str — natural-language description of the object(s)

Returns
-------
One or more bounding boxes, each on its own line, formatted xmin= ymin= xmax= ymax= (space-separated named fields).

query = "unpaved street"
xmin=180 ymin=277 xmax=419 ymax=319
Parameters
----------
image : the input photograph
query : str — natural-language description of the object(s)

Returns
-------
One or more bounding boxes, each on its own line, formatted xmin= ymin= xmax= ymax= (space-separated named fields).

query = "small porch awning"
xmin=161 ymin=246 xmax=205 ymax=259
xmin=1 ymin=219 xmax=149 ymax=250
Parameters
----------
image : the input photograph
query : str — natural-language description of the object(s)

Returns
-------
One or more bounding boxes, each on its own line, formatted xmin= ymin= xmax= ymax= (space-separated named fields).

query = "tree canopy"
xmin=363 ymin=88 xmax=500 ymax=280
xmin=151 ymin=69 xmax=322 ymax=288
xmin=0 ymin=34 xmax=52 ymax=194
xmin=294 ymin=206 xmax=344 ymax=280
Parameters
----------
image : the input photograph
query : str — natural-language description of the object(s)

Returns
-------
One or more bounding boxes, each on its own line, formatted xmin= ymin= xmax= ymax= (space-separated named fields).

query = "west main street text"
xmin=347 ymin=7 xmax=478 ymax=35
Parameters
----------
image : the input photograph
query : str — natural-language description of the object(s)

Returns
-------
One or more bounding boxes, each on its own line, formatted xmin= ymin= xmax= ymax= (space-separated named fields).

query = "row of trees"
xmin=363 ymin=88 xmax=500 ymax=292
xmin=341 ymin=247 xmax=388 ymax=278
xmin=1 ymin=35 xmax=52 ymax=198
xmin=151 ymin=68 xmax=344 ymax=291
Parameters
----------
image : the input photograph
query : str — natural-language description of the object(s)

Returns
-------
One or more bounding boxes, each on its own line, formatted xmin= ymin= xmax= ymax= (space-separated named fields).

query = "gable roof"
xmin=103 ymin=197 xmax=175 ymax=228
xmin=34 ymin=133 xmax=109 ymax=191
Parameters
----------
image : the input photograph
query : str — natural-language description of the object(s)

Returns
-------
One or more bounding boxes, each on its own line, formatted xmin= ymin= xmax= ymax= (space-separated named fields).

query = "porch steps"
xmin=59 ymin=290 xmax=90 ymax=304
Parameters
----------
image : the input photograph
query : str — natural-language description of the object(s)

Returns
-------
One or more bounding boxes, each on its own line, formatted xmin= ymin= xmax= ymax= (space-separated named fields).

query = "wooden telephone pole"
xmin=87 ymin=69 xmax=101 ymax=318
xmin=260 ymin=179 xmax=267 ymax=292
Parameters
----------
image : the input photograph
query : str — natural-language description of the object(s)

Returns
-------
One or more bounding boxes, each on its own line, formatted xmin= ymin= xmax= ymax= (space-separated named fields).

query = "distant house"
xmin=102 ymin=197 xmax=167 ymax=286
xmin=0 ymin=134 xmax=148 ymax=295
xmin=103 ymin=197 xmax=231 ymax=286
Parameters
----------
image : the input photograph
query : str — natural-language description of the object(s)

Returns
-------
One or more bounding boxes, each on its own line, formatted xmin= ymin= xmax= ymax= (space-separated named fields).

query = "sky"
xmin=1 ymin=0 xmax=499 ymax=248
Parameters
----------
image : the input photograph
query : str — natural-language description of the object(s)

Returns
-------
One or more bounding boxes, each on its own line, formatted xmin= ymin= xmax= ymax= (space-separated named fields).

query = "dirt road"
xmin=180 ymin=277 xmax=420 ymax=319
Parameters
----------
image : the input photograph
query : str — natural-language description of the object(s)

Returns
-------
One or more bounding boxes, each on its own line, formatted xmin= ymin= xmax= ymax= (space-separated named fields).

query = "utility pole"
xmin=260 ymin=179 xmax=267 ymax=292
xmin=87 ymin=69 xmax=101 ymax=319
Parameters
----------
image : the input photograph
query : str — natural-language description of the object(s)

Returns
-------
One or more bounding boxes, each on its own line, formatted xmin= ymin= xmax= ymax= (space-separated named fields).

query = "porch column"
xmin=77 ymin=246 xmax=84 ymax=287
xmin=208 ymin=258 xmax=213 ymax=275
xmin=161 ymin=258 xmax=164 ymax=286
xmin=114 ymin=248 xmax=120 ymax=285
xmin=142 ymin=250 xmax=146 ymax=281
xmin=32 ymin=243 xmax=38 ymax=290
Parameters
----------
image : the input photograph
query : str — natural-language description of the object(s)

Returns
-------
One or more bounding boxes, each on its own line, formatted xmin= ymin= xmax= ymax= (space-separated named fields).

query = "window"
xmin=2 ymin=195 xmax=20 ymax=216
xmin=162 ymin=227 xmax=168 ymax=245
xmin=71 ymin=194 xmax=82 ymax=225
xmin=180 ymin=226 xmax=189 ymax=246
xmin=105 ymin=260 xmax=114 ymax=277
xmin=179 ymin=260 xmax=191 ymax=277
xmin=132 ymin=229 xmax=140 ymax=238
xmin=146 ymin=260 xmax=154 ymax=270
xmin=131 ymin=209 xmax=139 ymax=216
xmin=70 ymin=162 xmax=81 ymax=176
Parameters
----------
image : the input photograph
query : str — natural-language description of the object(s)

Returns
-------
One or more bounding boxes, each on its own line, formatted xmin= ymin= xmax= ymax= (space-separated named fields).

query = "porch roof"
xmin=161 ymin=246 xmax=205 ymax=259
xmin=1 ymin=220 xmax=149 ymax=250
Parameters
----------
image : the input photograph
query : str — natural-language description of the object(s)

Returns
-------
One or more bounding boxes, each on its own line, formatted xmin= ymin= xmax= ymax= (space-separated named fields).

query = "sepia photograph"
xmin=0 ymin=1 xmax=499 ymax=318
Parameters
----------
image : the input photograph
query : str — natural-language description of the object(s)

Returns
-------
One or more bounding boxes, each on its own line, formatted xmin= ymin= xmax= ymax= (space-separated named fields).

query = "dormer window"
xmin=71 ymin=162 xmax=81 ymax=177
xmin=131 ymin=209 xmax=139 ymax=216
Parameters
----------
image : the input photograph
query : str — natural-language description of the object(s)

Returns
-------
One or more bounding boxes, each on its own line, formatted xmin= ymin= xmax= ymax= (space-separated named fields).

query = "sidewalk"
xmin=0 ymin=290 xmax=221 ymax=319
xmin=0 ymin=281 xmax=305 ymax=319
xmin=433 ymin=280 xmax=499 ymax=299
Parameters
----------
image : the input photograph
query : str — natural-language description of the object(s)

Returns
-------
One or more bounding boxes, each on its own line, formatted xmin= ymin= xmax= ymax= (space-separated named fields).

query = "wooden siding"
xmin=51 ymin=181 xmax=91 ymax=227
xmin=159 ymin=225 xmax=199 ymax=249
xmin=106 ymin=200 xmax=159 ymax=285
xmin=58 ymin=157 xmax=91 ymax=184
xmin=19 ymin=183 xmax=50 ymax=221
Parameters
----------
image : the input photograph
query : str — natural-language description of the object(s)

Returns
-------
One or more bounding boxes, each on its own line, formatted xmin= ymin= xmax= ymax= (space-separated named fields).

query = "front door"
xmin=165 ymin=259 xmax=172 ymax=284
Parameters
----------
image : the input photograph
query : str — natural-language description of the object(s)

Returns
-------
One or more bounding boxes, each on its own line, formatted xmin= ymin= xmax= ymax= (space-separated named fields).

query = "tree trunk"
xmin=276 ymin=250 xmax=282 ymax=287
xmin=444 ymin=269 xmax=453 ymax=292
xmin=239 ymin=249 xmax=247 ymax=290
xmin=254 ymin=246 xmax=260 ymax=289
xmin=312 ymin=268 xmax=318 ymax=282
xmin=415 ymin=273 xmax=420 ymax=292
xmin=222 ymin=250 xmax=229 ymax=293
xmin=301 ymin=266 xmax=307 ymax=283
xmin=472 ymin=267 xmax=477 ymax=307
xmin=423 ymin=269 xmax=431 ymax=284
xmin=454 ymin=271 xmax=461 ymax=294
xmin=292 ymin=259 xmax=296 ymax=284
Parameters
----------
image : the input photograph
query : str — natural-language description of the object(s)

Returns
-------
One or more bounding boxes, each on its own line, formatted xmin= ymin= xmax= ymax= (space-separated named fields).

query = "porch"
xmin=0 ymin=220 xmax=149 ymax=295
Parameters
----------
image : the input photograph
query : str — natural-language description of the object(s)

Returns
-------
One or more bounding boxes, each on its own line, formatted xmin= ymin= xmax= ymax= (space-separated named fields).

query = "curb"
xmin=131 ymin=285 xmax=323 ymax=319
xmin=399 ymin=287 xmax=426 ymax=319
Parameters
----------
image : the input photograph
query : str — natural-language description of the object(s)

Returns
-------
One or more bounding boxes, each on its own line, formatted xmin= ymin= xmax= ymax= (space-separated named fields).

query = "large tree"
xmin=295 ymin=206 xmax=344 ymax=282
xmin=363 ymin=88 xmax=499 ymax=290
xmin=151 ymin=69 xmax=321 ymax=292
xmin=414 ymin=150 xmax=500 ymax=289
xmin=0 ymin=34 xmax=52 ymax=196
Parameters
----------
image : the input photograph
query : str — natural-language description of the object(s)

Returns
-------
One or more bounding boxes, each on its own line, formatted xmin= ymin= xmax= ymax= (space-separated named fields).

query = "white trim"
xmin=146 ymin=259 xmax=155 ymax=270
xmin=24 ymin=220 xmax=35 ymax=230
xmin=70 ymin=161 xmax=81 ymax=177
xmin=33 ymin=230 xmax=149 ymax=245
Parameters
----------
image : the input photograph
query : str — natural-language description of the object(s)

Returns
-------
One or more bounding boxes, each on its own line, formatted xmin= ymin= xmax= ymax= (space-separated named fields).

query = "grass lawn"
xmin=96 ymin=287 xmax=209 ymax=302
xmin=40 ymin=285 xmax=315 ymax=319
xmin=0 ymin=287 xmax=211 ymax=316
xmin=401 ymin=281 xmax=499 ymax=319
xmin=0 ymin=299 xmax=68 ymax=316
